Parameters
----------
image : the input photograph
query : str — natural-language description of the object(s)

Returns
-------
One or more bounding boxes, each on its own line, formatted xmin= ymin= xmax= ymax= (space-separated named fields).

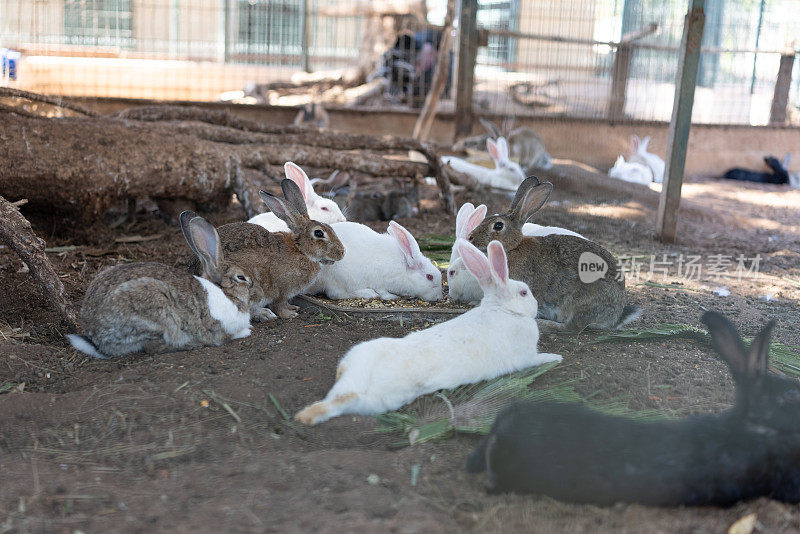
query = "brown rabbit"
xmin=68 ymin=213 xmax=255 ymax=358
xmin=189 ymin=179 xmax=345 ymax=319
xmin=468 ymin=177 xmax=640 ymax=332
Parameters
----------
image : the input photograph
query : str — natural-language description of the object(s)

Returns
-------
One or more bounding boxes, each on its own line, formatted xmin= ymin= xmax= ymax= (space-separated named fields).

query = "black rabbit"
xmin=723 ymin=154 xmax=791 ymax=184
xmin=467 ymin=311 xmax=800 ymax=506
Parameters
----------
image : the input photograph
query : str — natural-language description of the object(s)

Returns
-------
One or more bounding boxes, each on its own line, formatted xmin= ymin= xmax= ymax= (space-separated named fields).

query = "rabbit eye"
xmin=493 ymin=221 xmax=504 ymax=231
xmin=321 ymin=206 xmax=329 ymax=211
xmin=314 ymin=229 xmax=325 ymax=238
xmin=449 ymin=270 xmax=455 ymax=276
xmin=236 ymin=274 xmax=248 ymax=282
xmin=520 ymin=289 xmax=527 ymax=297
xmin=426 ymin=274 xmax=434 ymax=281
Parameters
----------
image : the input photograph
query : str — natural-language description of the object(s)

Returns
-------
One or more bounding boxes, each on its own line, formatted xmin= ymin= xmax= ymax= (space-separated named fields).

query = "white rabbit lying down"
xmin=295 ymin=239 xmax=562 ymax=425
xmin=248 ymin=162 xmax=346 ymax=232
xmin=608 ymin=155 xmax=654 ymax=186
xmin=307 ymin=220 xmax=443 ymax=302
xmin=440 ymin=137 xmax=526 ymax=192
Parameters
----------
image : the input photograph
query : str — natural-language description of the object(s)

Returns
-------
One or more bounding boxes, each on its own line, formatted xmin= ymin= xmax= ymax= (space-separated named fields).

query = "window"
xmin=64 ymin=0 xmax=134 ymax=48
xmin=236 ymin=0 xmax=303 ymax=64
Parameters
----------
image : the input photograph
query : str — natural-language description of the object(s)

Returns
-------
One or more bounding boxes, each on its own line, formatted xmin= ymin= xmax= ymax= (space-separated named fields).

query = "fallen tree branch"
xmin=0 ymin=195 xmax=79 ymax=332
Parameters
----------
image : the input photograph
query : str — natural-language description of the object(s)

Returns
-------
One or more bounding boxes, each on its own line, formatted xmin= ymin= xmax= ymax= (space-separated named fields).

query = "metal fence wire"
xmin=0 ymin=0 xmax=798 ymax=126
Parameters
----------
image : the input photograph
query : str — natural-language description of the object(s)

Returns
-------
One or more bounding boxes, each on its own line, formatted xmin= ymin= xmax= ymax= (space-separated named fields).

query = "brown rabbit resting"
xmin=68 ymin=213 xmax=255 ymax=358
xmin=189 ymin=178 xmax=345 ymax=319
xmin=469 ymin=177 xmax=640 ymax=332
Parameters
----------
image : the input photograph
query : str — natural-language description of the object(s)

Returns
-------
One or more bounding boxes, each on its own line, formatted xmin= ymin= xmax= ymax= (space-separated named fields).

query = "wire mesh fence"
xmin=0 ymin=0 xmax=797 ymax=126
xmin=475 ymin=0 xmax=800 ymax=125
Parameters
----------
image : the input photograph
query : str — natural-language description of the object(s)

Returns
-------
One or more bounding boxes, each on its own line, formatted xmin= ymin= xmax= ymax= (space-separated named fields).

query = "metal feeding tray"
xmin=293 ymin=294 xmax=469 ymax=323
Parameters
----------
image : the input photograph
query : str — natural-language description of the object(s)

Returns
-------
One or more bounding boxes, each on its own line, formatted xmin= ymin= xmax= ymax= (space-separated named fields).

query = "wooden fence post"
xmin=656 ymin=0 xmax=705 ymax=244
xmin=608 ymin=43 xmax=633 ymax=120
xmin=607 ymin=23 xmax=659 ymax=120
xmin=769 ymin=52 xmax=795 ymax=125
xmin=454 ymin=0 xmax=479 ymax=141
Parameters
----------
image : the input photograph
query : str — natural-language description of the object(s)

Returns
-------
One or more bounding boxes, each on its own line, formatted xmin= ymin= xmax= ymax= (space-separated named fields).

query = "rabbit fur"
xmin=295 ymin=239 xmax=561 ymax=425
xmin=69 ymin=213 xmax=254 ymax=358
xmin=467 ymin=311 xmax=800 ymax=506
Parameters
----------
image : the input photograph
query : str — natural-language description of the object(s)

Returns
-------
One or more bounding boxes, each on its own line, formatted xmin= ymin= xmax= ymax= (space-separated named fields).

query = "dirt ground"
xmin=1 ymin=165 xmax=800 ymax=533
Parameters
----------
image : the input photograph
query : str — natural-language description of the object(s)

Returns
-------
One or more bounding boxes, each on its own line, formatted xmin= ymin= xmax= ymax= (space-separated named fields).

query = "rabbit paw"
xmin=353 ymin=289 xmax=381 ymax=299
xmin=273 ymin=303 xmax=299 ymax=319
xmin=251 ymin=306 xmax=278 ymax=322
xmin=377 ymin=290 xmax=399 ymax=300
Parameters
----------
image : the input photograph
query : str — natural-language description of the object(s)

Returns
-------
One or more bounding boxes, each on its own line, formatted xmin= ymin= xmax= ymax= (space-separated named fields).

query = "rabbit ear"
xmin=630 ymin=135 xmax=640 ymax=152
xmin=479 ymin=117 xmax=501 ymax=138
xmin=284 ymin=162 xmax=313 ymax=202
xmin=782 ymin=153 xmax=792 ymax=169
xmin=487 ymin=138 xmax=500 ymax=161
xmin=463 ymin=204 xmax=487 ymax=237
xmin=747 ymin=318 xmax=777 ymax=377
xmin=258 ymin=189 xmax=304 ymax=231
xmin=510 ymin=181 xmax=553 ymax=222
xmin=387 ymin=221 xmax=421 ymax=267
xmin=702 ymin=311 xmax=764 ymax=382
xmin=640 ymin=136 xmax=651 ymax=151
xmin=502 ymin=115 xmax=516 ymax=135
xmin=179 ymin=210 xmax=201 ymax=257
xmin=456 ymin=239 xmax=491 ymax=285
xmin=455 ymin=203 xmax=476 ymax=235
xmin=487 ymin=240 xmax=508 ymax=285
xmin=280 ymin=178 xmax=310 ymax=217
xmin=187 ymin=217 xmax=224 ymax=282
xmin=328 ymin=170 xmax=350 ymax=189
xmin=496 ymin=138 xmax=510 ymax=161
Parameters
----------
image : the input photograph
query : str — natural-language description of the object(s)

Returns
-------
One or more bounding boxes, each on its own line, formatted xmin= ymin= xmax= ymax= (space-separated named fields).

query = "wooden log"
xmin=656 ymin=0 xmax=706 ymax=244
xmin=0 ymin=195 xmax=79 ymax=332
xmin=769 ymin=53 xmax=795 ymax=125
xmin=453 ymin=0 xmax=479 ymax=141
xmin=0 ymin=112 xmax=238 ymax=222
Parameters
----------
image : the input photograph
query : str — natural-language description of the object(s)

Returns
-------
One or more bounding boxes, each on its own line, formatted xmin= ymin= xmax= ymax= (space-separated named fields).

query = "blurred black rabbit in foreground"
xmin=467 ymin=311 xmax=800 ymax=506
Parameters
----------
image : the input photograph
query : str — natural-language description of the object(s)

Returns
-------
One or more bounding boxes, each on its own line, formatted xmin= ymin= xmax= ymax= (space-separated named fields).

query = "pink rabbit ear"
xmin=455 ymin=202 xmax=476 ymax=235
xmin=487 ymin=240 xmax=508 ymax=284
xmin=464 ymin=204 xmax=487 ymax=237
xmin=456 ymin=239 xmax=491 ymax=285
xmin=487 ymin=138 xmax=500 ymax=161
xmin=630 ymin=135 xmax=639 ymax=152
xmin=388 ymin=221 xmax=420 ymax=266
xmin=496 ymin=137 xmax=509 ymax=161
xmin=284 ymin=162 xmax=311 ymax=202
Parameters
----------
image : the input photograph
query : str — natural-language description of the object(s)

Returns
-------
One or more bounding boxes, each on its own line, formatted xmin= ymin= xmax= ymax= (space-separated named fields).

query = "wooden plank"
xmin=413 ymin=0 xmax=455 ymax=141
xmin=453 ymin=0 xmax=479 ymax=141
xmin=656 ymin=0 xmax=706 ymax=244
xmin=608 ymin=24 xmax=660 ymax=120
xmin=769 ymin=53 xmax=796 ymax=125
xmin=608 ymin=44 xmax=633 ymax=120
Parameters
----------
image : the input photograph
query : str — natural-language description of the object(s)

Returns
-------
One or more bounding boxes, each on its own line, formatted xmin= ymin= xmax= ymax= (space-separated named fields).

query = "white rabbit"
xmin=609 ymin=155 xmax=654 ymax=186
xmin=628 ymin=135 xmax=665 ymax=183
xmin=248 ymin=162 xmax=346 ymax=231
xmin=306 ymin=220 xmax=442 ymax=302
xmin=447 ymin=202 xmax=488 ymax=304
xmin=295 ymin=239 xmax=562 ymax=425
xmin=440 ymin=137 xmax=526 ymax=191
xmin=448 ymin=197 xmax=585 ymax=304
